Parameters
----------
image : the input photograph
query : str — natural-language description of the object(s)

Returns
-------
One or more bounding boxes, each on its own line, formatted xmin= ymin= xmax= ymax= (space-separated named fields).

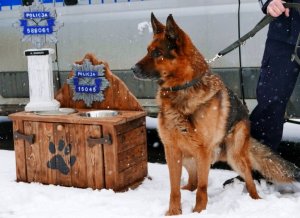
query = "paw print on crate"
xmin=47 ymin=139 xmax=76 ymax=175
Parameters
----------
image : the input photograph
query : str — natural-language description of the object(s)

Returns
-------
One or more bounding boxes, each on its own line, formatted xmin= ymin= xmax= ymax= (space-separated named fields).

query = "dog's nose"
xmin=131 ymin=65 xmax=141 ymax=74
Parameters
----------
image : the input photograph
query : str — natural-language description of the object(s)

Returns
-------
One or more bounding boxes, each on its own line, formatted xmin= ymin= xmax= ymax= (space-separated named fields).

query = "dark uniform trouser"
xmin=250 ymin=38 xmax=300 ymax=151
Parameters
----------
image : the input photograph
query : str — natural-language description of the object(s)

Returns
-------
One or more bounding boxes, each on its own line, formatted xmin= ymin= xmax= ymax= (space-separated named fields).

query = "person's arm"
xmin=259 ymin=0 xmax=290 ymax=17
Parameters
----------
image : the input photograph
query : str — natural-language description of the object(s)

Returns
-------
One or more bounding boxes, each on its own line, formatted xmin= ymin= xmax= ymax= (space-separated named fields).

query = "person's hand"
xmin=267 ymin=0 xmax=289 ymax=17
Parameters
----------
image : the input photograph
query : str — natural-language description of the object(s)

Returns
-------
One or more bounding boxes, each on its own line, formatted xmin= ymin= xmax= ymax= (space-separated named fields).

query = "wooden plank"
xmin=118 ymin=143 xmax=148 ymax=172
xmin=115 ymin=160 xmax=148 ymax=191
xmin=38 ymin=122 xmax=55 ymax=185
xmin=46 ymin=122 xmax=57 ymax=185
xmin=24 ymin=121 xmax=42 ymax=183
xmin=118 ymin=110 xmax=147 ymax=122
xmin=9 ymin=110 xmax=146 ymax=126
xmin=101 ymin=68 xmax=115 ymax=110
xmin=111 ymin=74 xmax=121 ymax=109
xmin=102 ymin=125 xmax=118 ymax=189
xmin=117 ymin=125 xmax=146 ymax=153
xmin=70 ymin=124 xmax=88 ymax=188
xmin=12 ymin=120 xmax=27 ymax=182
xmin=116 ymin=125 xmax=148 ymax=190
xmin=115 ymin=117 xmax=146 ymax=135
xmin=53 ymin=123 xmax=72 ymax=186
xmin=85 ymin=125 xmax=105 ymax=189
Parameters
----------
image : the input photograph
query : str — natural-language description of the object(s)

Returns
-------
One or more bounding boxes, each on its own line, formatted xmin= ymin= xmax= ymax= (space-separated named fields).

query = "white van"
xmin=0 ymin=0 xmax=299 ymax=116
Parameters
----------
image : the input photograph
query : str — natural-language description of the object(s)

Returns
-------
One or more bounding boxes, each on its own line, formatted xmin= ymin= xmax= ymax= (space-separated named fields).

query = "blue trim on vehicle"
xmin=0 ymin=0 xmax=144 ymax=11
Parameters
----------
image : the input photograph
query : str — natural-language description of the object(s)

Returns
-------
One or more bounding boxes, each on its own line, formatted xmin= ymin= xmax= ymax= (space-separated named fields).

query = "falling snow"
xmin=0 ymin=119 xmax=299 ymax=218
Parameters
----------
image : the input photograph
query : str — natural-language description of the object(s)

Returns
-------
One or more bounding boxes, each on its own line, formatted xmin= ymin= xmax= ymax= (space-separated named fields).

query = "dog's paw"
xmin=249 ymin=192 xmax=261 ymax=200
xmin=165 ymin=207 xmax=182 ymax=216
xmin=181 ymin=184 xmax=197 ymax=191
xmin=193 ymin=205 xmax=206 ymax=213
xmin=193 ymin=200 xmax=207 ymax=213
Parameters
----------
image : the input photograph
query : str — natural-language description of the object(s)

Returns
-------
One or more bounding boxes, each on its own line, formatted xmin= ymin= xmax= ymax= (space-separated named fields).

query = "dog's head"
xmin=132 ymin=13 xmax=208 ymax=88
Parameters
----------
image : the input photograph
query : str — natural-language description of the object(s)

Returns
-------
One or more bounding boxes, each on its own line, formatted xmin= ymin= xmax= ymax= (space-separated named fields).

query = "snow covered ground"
xmin=1 ymin=149 xmax=300 ymax=218
xmin=1 ymin=118 xmax=300 ymax=218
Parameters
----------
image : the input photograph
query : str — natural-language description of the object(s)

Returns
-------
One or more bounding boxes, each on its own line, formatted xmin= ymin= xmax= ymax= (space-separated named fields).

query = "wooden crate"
xmin=10 ymin=110 xmax=147 ymax=191
xmin=9 ymin=54 xmax=148 ymax=191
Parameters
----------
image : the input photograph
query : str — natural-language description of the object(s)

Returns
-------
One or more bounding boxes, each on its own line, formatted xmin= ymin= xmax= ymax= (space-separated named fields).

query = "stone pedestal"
xmin=24 ymin=48 xmax=60 ymax=112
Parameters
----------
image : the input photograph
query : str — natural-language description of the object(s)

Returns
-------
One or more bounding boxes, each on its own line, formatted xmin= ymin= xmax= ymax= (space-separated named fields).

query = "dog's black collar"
xmin=160 ymin=77 xmax=202 ymax=92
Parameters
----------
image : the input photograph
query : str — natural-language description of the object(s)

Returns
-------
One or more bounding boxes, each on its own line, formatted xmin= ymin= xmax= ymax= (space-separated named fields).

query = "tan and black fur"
xmin=132 ymin=13 xmax=300 ymax=215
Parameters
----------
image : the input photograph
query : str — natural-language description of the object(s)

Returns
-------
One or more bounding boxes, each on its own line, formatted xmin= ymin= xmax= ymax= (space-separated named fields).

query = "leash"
xmin=237 ymin=0 xmax=246 ymax=105
xmin=206 ymin=15 xmax=273 ymax=63
xmin=206 ymin=2 xmax=300 ymax=63
xmin=206 ymin=2 xmax=300 ymax=125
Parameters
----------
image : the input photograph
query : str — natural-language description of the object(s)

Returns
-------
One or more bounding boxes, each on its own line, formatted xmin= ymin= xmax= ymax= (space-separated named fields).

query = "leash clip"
xmin=206 ymin=54 xmax=222 ymax=64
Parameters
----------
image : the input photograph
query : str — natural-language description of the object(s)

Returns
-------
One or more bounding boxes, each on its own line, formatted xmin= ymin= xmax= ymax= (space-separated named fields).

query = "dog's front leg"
xmin=164 ymin=144 xmax=183 ymax=216
xmin=193 ymin=149 xmax=210 ymax=213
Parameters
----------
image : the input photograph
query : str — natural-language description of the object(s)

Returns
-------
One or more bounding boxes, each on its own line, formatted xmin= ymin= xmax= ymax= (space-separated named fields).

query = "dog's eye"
xmin=151 ymin=49 xmax=162 ymax=58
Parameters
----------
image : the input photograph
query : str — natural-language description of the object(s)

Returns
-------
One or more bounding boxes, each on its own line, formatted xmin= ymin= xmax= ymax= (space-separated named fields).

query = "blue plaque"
xmin=14 ymin=0 xmax=63 ymax=48
xmin=67 ymin=59 xmax=110 ymax=107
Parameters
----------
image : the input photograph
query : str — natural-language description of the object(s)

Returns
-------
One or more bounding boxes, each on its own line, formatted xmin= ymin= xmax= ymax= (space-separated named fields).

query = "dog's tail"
xmin=249 ymin=138 xmax=300 ymax=183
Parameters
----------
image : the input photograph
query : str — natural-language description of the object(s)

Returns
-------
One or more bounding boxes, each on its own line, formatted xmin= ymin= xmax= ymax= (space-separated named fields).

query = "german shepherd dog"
xmin=132 ymin=13 xmax=300 ymax=215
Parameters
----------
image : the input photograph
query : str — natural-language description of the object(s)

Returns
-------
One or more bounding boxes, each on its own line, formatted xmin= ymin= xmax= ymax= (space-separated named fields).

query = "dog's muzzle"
xmin=131 ymin=64 xmax=161 ymax=81
xmin=131 ymin=64 xmax=149 ymax=80
xmin=131 ymin=65 xmax=142 ymax=77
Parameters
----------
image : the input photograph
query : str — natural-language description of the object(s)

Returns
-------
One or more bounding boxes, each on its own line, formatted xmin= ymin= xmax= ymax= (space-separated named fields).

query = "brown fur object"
xmin=132 ymin=13 xmax=300 ymax=215
xmin=55 ymin=53 xmax=143 ymax=111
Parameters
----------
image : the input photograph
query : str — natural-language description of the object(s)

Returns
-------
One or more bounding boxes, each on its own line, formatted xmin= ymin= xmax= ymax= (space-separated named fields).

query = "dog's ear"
xmin=151 ymin=12 xmax=165 ymax=34
xmin=165 ymin=14 xmax=184 ymax=45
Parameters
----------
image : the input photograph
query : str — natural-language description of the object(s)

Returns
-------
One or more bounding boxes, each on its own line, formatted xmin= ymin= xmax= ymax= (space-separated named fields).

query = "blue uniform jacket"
xmin=260 ymin=0 xmax=300 ymax=45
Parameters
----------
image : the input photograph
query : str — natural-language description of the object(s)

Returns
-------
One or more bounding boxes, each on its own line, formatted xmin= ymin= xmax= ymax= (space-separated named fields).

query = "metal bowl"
xmin=78 ymin=110 xmax=119 ymax=118
xmin=34 ymin=108 xmax=77 ymax=116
